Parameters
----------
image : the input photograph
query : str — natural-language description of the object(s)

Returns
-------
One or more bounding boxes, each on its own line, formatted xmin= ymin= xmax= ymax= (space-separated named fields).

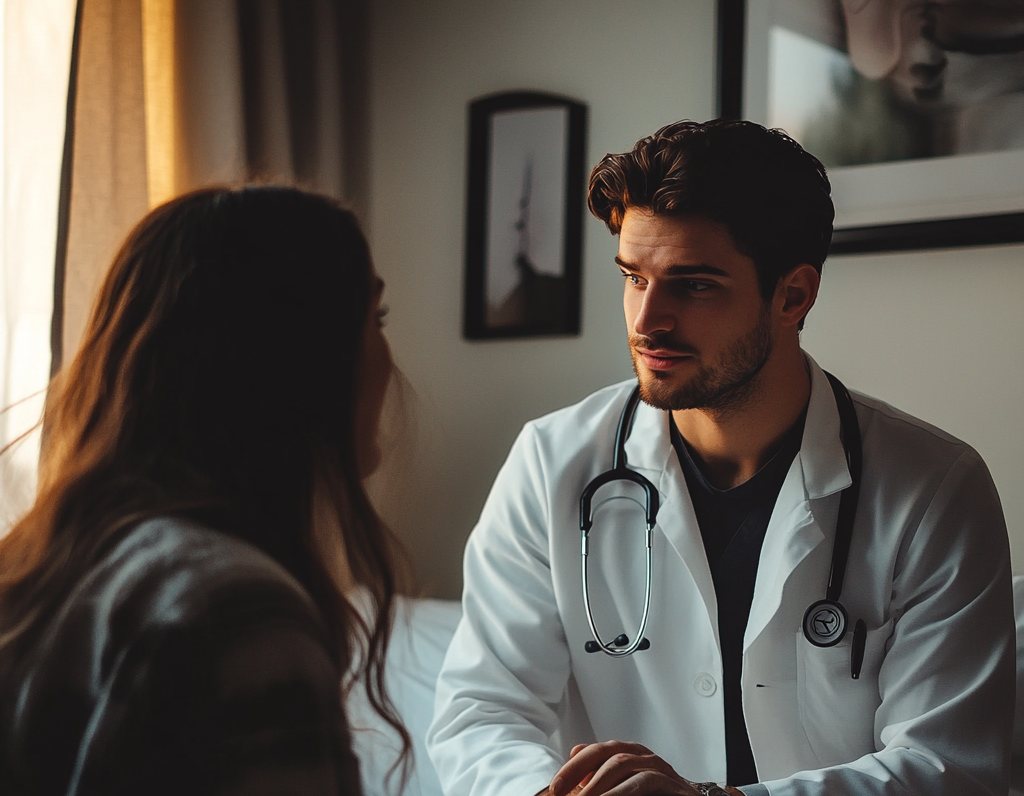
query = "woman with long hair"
xmin=0 ymin=185 xmax=409 ymax=794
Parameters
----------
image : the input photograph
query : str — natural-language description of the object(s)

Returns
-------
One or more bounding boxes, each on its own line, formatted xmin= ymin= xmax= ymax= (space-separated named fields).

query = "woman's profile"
xmin=0 ymin=186 xmax=408 ymax=795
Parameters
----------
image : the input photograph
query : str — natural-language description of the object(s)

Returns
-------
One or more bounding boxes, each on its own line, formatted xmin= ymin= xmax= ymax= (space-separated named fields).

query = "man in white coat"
xmin=427 ymin=119 xmax=1014 ymax=796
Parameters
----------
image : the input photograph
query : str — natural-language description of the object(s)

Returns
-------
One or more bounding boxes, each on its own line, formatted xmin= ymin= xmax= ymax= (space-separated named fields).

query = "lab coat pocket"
xmin=795 ymin=618 xmax=893 ymax=767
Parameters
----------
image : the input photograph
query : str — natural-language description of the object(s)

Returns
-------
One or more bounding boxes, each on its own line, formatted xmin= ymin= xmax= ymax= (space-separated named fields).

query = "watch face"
xmin=803 ymin=599 xmax=848 ymax=647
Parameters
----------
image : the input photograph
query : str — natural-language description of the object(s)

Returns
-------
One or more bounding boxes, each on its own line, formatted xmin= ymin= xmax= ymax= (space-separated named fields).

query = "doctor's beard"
xmin=630 ymin=304 xmax=774 ymax=414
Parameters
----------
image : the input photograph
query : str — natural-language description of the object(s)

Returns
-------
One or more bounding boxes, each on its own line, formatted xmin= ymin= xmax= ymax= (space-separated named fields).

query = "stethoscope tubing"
xmin=579 ymin=386 xmax=659 ymax=657
xmin=823 ymin=372 xmax=863 ymax=604
xmin=581 ymin=530 xmax=653 ymax=656
xmin=580 ymin=374 xmax=864 ymax=665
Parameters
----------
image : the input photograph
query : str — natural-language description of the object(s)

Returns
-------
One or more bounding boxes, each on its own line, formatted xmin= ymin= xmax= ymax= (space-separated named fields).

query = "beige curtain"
xmin=57 ymin=0 xmax=369 ymax=366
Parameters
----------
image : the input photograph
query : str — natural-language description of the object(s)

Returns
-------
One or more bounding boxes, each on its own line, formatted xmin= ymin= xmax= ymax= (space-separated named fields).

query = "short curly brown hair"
xmin=588 ymin=118 xmax=835 ymax=301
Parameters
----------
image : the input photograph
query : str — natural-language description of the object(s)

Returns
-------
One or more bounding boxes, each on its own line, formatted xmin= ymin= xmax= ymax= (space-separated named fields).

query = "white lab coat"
xmin=427 ymin=358 xmax=1014 ymax=796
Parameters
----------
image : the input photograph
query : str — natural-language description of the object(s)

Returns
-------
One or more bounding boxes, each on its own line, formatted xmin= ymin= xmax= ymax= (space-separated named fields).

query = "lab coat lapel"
xmin=744 ymin=357 xmax=853 ymax=651
xmin=624 ymin=398 xmax=720 ymax=641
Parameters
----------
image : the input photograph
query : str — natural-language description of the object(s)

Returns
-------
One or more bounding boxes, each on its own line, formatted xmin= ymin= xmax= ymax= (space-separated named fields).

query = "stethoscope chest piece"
xmin=802 ymin=599 xmax=848 ymax=647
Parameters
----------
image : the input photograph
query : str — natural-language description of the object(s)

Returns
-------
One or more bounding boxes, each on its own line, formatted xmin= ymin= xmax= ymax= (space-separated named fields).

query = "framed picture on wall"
xmin=717 ymin=0 xmax=1024 ymax=254
xmin=463 ymin=92 xmax=587 ymax=340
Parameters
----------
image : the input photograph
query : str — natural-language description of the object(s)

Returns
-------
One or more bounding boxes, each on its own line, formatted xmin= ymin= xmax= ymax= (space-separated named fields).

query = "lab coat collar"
xmin=744 ymin=355 xmax=853 ymax=649
xmin=796 ymin=353 xmax=852 ymax=501
xmin=620 ymin=354 xmax=853 ymax=653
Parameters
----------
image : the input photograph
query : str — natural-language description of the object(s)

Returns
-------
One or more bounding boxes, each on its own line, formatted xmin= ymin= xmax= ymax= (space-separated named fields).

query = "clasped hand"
xmin=547 ymin=742 xmax=741 ymax=796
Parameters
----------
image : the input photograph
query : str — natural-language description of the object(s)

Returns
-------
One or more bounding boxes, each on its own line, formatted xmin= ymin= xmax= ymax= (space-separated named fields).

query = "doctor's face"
xmin=617 ymin=209 xmax=774 ymax=413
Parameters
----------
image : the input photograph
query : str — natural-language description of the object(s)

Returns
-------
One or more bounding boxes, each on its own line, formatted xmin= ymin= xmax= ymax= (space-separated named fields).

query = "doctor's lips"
xmin=629 ymin=336 xmax=696 ymax=371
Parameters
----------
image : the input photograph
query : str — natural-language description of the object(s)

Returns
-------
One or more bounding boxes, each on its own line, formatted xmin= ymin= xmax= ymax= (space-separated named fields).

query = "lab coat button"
xmin=694 ymin=673 xmax=717 ymax=697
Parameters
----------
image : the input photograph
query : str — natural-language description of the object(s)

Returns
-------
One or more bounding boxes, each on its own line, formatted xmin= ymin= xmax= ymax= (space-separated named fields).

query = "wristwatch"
xmin=693 ymin=783 xmax=730 ymax=796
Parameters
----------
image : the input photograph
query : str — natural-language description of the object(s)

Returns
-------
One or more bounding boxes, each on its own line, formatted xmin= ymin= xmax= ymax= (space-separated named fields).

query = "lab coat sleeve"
xmin=427 ymin=423 xmax=571 ymax=796
xmin=764 ymin=447 xmax=1015 ymax=796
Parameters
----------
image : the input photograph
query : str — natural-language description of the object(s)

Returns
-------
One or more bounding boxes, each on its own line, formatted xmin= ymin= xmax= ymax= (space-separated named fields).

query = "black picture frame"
xmin=716 ymin=0 xmax=1024 ymax=254
xmin=463 ymin=92 xmax=587 ymax=340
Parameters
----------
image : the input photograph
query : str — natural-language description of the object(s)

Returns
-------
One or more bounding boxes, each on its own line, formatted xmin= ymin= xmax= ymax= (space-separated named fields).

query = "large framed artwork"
xmin=717 ymin=0 xmax=1024 ymax=254
xmin=463 ymin=92 xmax=587 ymax=340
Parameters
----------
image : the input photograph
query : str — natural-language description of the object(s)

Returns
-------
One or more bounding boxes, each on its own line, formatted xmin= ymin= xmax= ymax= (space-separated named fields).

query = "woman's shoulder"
xmin=19 ymin=516 xmax=338 ymax=700
xmin=104 ymin=515 xmax=301 ymax=585
xmin=105 ymin=517 xmax=317 ymax=600
xmin=2 ymin=517 xmax=352 ymax=794
xmin=81 ymin=517 xmax=328 ymax=643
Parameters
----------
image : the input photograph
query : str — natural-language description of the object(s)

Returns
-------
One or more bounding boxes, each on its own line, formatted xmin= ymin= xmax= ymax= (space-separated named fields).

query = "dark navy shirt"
xmin=671 ymin=411 xmax=806 ymax=787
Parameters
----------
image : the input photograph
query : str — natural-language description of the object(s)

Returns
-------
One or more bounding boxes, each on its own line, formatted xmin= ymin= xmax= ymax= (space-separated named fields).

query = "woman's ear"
xmin=775 ymin=263 xmax=820 ymax=329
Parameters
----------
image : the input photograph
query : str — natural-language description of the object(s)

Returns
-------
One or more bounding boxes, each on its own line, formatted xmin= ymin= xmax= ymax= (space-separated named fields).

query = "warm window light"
xmin=141 ymin=0 xmax=176 ymax=208
xmin=0 ymin=0 xmax=78 ymax=532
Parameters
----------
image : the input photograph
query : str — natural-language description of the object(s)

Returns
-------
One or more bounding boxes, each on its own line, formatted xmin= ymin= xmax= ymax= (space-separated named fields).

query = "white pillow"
xmin=348 ymin=597 xmax=463 ymax=796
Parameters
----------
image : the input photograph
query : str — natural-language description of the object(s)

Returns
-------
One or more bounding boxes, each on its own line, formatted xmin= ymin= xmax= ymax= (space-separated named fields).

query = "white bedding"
xmin=348 ymin=597 xmax=463 ymax=796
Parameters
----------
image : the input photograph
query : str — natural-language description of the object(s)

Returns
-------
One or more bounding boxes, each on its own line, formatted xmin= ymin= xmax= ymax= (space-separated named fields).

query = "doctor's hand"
xmin=548 ymin=742 xmax=744 ymax=796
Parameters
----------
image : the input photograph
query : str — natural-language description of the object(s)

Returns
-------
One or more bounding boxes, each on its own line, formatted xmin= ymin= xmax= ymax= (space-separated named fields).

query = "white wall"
xmin=802 ymin=243 xmax=1024 ymax=568
xmin=365 ymin=0 xmax=1024 ymax=598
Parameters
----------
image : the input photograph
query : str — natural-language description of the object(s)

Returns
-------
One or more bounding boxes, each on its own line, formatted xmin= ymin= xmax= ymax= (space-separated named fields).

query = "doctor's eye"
xmin=667 ymin=279 xmax=716 ymax=298
xmin=620 ymin=271 xmax=646 ymax=287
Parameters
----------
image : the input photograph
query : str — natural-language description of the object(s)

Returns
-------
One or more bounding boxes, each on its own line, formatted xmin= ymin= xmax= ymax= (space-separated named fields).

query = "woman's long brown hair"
xmin=0 ymin=185 xmax=411 ymax=770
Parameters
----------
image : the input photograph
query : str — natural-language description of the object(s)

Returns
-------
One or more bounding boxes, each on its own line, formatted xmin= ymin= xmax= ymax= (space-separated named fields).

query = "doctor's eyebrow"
xmin=614 ymin=256 xmax=730 ymax=278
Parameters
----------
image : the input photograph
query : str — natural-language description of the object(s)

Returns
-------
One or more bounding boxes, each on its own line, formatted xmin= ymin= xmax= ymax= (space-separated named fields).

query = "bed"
xmin=348 ymin=597 xmax=463 ymax=796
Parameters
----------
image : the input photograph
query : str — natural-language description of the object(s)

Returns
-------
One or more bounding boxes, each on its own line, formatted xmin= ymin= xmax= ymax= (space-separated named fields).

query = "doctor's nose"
xmin=631 ymin=285 xmax=676 ymax=338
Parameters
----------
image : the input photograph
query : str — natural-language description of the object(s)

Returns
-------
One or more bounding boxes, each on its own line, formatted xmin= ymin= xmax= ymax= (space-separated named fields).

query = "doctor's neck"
xmin=671 ymin=342 xmax=811 ymax=491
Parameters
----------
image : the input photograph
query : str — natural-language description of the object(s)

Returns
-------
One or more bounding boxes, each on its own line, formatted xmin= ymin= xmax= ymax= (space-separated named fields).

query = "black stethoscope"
xmin=579 ymin=373 xmax=869 ymax=680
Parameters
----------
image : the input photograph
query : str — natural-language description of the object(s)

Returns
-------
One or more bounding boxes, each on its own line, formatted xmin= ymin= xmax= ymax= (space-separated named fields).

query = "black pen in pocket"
xmin=850 ymin=619 xmax=867 ymax=680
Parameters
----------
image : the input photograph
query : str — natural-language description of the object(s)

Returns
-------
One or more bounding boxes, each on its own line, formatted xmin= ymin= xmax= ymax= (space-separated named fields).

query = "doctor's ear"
xmin=774 ymin=264 xmax=820 ymax=329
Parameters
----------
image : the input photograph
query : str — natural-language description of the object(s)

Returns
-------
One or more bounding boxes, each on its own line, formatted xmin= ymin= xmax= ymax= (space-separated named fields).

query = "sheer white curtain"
xmin=0 ymin=0 xmax=78 ymax=530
